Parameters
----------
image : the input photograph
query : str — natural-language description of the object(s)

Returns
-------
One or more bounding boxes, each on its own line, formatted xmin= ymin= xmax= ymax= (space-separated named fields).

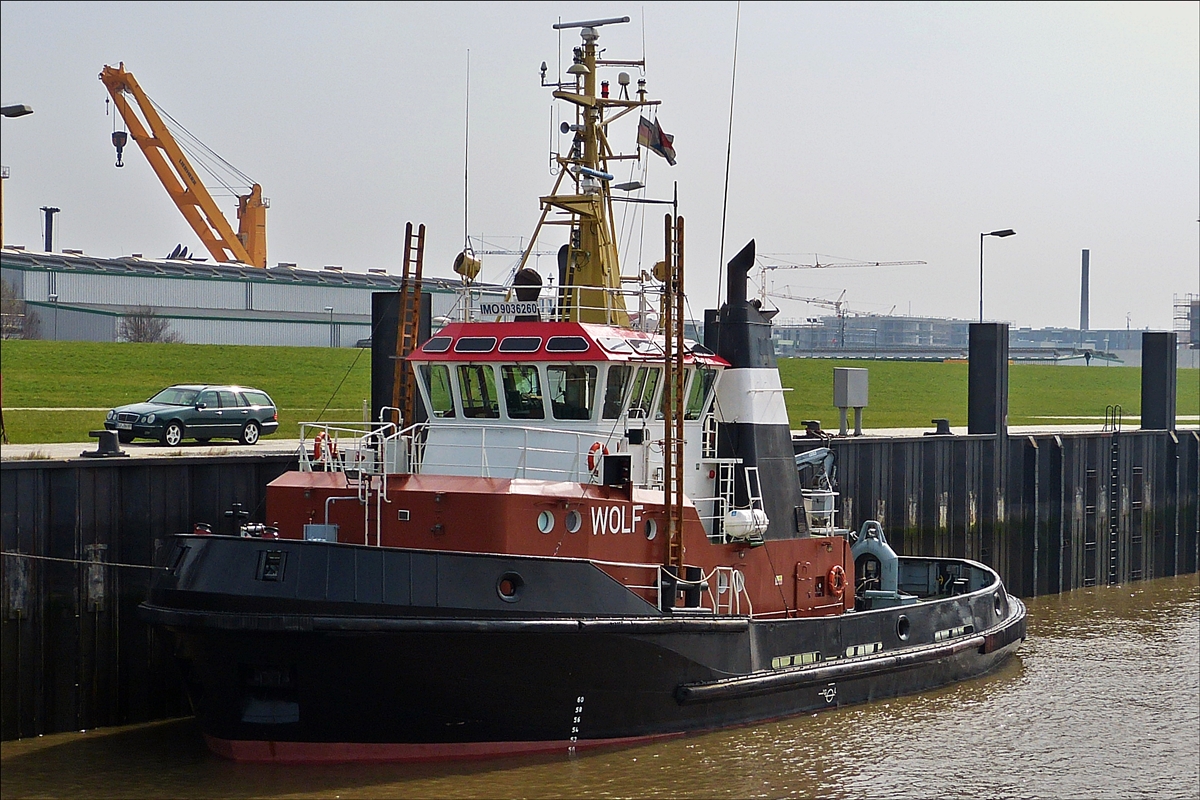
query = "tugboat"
xmin=141 ymin=17 xmax=1025 ymax=763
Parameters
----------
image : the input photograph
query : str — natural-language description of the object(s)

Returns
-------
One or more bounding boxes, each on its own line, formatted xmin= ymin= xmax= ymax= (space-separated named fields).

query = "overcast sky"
xmin=2 ymin=1 xmax=1196 ymax=331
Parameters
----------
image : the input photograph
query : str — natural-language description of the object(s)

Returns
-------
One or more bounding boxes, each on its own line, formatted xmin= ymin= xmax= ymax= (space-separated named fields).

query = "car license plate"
xmin=116 ymin=422 xmax=132 ymax=430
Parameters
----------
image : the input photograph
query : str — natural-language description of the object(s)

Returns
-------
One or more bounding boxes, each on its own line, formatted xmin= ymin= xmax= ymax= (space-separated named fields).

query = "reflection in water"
xmin=3 ymin=575 xmax=1197 ymax=799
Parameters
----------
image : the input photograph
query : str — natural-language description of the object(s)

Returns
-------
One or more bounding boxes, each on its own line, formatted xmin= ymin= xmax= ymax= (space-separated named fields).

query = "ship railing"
xmin=801 ymin=488 xmax=840 ymax=535
xmin=445 ymin=283 xmax=665 ymax=332
xmin=382 ymin=422 xmax=633 ymax=484
xmin=588 ymin=558 xmax=753 ymax=617
xmin=298 ymin=421 xmax=397 ymax=478
xmin=692 ymin=494 xmax=726 ymax=542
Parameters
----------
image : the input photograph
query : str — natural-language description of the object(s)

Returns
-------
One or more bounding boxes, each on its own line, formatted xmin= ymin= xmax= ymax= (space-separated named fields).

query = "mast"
xmin=535 ymin=17 xmax=661 ymax=327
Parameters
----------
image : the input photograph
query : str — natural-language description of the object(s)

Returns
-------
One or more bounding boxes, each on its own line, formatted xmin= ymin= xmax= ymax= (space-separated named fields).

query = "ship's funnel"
xmin=706 ymin=238 xmax=809 ymax=539
xmin=726 ymin=239 xmax=755 ymax=308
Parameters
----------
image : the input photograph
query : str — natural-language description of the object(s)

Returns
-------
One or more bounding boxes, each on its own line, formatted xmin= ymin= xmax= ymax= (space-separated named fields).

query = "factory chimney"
xmin=1080 ymin=249 xmax=1090 ymax=331
xmin=40 ymin=206 xmax=60 ymax=253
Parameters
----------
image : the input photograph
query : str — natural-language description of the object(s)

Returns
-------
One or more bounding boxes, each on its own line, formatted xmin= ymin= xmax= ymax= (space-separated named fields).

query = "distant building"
xmin=771 ymin=311 xmax=1198 ymax=367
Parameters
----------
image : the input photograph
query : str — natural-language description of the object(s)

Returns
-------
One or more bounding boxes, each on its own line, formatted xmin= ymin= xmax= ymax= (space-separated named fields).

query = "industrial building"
xmin=3 ymin=246 xmax=1195 ymax=368
xmin=0 ymin=246 xmax=472 ymax=347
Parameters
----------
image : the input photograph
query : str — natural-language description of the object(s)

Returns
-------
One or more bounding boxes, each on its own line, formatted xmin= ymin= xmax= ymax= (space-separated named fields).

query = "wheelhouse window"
xmin=422 ymin=336 xmax=452 ymax=353
xmin=685 ymin=366 xmax=718 ymax=420
xmin=457 ymin=364 xmax=499 ymax=418
xmin=602 ymin=364 xmax=633 ymax=419
xmin=547 ymin=365 xmax=597 ymax=421
xmin=656 ymin=369 xmax=688 ymax=420
xmin=501 ymin=365 xmax=544 ymax=420
xmin=546 ymin=335 xmax=590 ymax=353
xmin=454 ymin=337 xmax=497 ymax=354
xmin=499 ymin=336 xmax=542 ymax=353
xmin=627 ymin=366 xmax=661 ymax=419
xmin=419 ymin=364 xmax=455 ymax=418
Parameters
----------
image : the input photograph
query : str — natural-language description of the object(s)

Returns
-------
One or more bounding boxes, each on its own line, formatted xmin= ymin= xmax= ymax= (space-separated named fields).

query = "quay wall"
xmin=2 ymin=430 xmax=1197 ymax=741
xmin=1 ymin=453 xmax=295 ymax=741
xmin=795 ymin=428 xmax=1198 ymax=598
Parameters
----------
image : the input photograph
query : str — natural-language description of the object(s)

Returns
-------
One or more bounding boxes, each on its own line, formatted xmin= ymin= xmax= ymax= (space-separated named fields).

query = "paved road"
xmin=1 ymin=438 xmax=305 ymax=462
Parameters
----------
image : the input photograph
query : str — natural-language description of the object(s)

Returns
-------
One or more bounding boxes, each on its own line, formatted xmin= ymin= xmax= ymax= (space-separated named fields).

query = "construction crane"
xmin=768 ymin=286 xmax=855 ymax=347
xmin=100 ymin=63 xmax=267 ymax=267
xmin=753 ymin=253 xmax=926 ymax=305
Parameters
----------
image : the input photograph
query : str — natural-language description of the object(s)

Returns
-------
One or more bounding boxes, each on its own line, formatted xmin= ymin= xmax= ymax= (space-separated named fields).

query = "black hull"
xmin=143 ymin=535 xmax=1026 ymax=762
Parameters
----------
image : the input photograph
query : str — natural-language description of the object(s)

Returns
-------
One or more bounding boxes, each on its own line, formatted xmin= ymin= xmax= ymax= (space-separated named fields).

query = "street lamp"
xmin=1 ymin=103 xmax=33 ymax=250
xmin=979 ymin=228 xmax=1015 ymax=323
xmin=48 ymin=293 xmax=58 ymax=340
xmin=324 ymin=306 xmax=334 ymax=348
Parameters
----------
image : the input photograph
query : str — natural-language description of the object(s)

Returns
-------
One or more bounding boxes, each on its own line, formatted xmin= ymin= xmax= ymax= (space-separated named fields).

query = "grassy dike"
xmin=0 ymin=340 xmax=1196 ymax=444
xmin=1 ymin=340 xmax=371 ymax=443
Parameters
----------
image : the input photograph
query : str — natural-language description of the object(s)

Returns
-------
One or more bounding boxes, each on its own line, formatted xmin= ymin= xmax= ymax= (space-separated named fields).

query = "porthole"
xmin=645 ymin=518 xmax=658 ymax=540
xmin=497 ymin=571 xmax=524 ymax=602
xmin=896 ymin=614 xmax=911 ymax=641
xmin=566 ymin=510 xmax=582 ymax=533
xmin=993 ymin=591 xmax=1005 ymax=618
xmin=537 ymin=510 xmax=555 ymax=534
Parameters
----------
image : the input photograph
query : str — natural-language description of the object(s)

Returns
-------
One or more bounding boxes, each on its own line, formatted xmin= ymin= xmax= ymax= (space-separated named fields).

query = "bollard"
xmin=82 ymin=429 xmax=129 ymax=458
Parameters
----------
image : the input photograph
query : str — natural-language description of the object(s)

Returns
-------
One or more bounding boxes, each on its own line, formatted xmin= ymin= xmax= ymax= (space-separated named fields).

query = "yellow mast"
xmin=535 ymin=17 xmax=661 ymax=326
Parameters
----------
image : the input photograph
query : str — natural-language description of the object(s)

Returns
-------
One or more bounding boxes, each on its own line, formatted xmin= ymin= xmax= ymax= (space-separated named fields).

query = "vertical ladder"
xmin=714 ymin=462 xmax=737 ymax=542
xmin=1105 ymin=404 xmax=1122 ymax=584
xmin=663 ymin=213 xmax=685 ymax=571
xmin=391 ymin=222 xmax=425 ymax=427
xmin=744 ymin=466 xmax=767 ymax=545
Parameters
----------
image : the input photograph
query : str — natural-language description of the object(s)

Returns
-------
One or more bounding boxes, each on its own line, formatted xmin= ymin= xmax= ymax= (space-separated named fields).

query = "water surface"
xmin=3 ymin=574 xmax=1197 ymax=799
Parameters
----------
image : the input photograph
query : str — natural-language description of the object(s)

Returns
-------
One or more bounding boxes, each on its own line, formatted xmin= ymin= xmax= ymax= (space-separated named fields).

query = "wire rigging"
xmin=716 ymin=1 xmax=741 ymax=306
xmin=145 ymin=94 xmax=254 ymax=198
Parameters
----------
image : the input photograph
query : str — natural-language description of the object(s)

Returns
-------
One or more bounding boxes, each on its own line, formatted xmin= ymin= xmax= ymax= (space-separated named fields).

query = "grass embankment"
xmin=0 ymin=341 xmax=1195 ymax=443
xmin=1 ymin=340 xmax=370 ymax=443
xmin=779 ymin=358 xmax=1198 ymax=430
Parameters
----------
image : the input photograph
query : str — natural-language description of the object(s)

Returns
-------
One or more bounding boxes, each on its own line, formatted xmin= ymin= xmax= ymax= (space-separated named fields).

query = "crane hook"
xmin=111 ymin=130 xmax=128 ymax=167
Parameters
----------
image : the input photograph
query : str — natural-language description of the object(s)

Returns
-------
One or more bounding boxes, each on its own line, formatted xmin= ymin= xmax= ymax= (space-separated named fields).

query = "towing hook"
xmin=111 ymin=130 xmax=128 ymax=167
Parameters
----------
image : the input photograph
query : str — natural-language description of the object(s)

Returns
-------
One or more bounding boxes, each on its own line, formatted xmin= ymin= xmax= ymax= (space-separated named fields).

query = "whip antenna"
xmin=717 ymin=2 xmax=741 ymax=304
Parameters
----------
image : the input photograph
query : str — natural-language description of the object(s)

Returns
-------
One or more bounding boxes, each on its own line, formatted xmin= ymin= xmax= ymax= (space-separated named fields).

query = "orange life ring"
xmin=828 ymin=564 xmax=846 ymax=598
xmin=587 ymin=441 xmax=610 ymax=472
xmin=314 ymin=431 xmax=337 ymax=460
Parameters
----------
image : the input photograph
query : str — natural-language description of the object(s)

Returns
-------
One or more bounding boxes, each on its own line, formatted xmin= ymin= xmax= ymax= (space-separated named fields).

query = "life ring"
xmin=828 ymin=564 xmax=846 ymax=598
xmin=313 ymin=431 xmax=337 ymax=461
xmin=587 ymin=441 xmax=610 ymax=473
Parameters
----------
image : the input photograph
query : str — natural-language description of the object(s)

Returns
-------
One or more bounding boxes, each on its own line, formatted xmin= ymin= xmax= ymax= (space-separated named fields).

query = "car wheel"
xmin=161 ymin=421 xmax=184 ymax=447
xmin=117 ymin=431 xmax=135 ymax=444
xmin=239 ymin=421 xmax=261 ymax=445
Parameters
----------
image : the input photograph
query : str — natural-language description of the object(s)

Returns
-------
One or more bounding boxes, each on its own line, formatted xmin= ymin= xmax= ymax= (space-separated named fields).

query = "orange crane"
xmin=100 ymin=63 xmax=267 ymax=267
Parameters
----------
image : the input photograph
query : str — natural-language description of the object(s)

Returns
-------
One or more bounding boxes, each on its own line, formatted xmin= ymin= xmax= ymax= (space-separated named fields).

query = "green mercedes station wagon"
xmin=104 ymin=384 xmax=279 ymax=446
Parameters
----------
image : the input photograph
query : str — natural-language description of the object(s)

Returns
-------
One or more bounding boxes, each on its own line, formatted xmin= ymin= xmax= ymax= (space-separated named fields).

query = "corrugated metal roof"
xmin=0 ymin=247 xmax=473 ymax=293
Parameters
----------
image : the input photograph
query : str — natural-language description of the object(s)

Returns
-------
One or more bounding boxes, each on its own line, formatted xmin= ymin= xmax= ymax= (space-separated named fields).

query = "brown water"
xmin=3 ymin=574 xmax=1197 ymax=800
